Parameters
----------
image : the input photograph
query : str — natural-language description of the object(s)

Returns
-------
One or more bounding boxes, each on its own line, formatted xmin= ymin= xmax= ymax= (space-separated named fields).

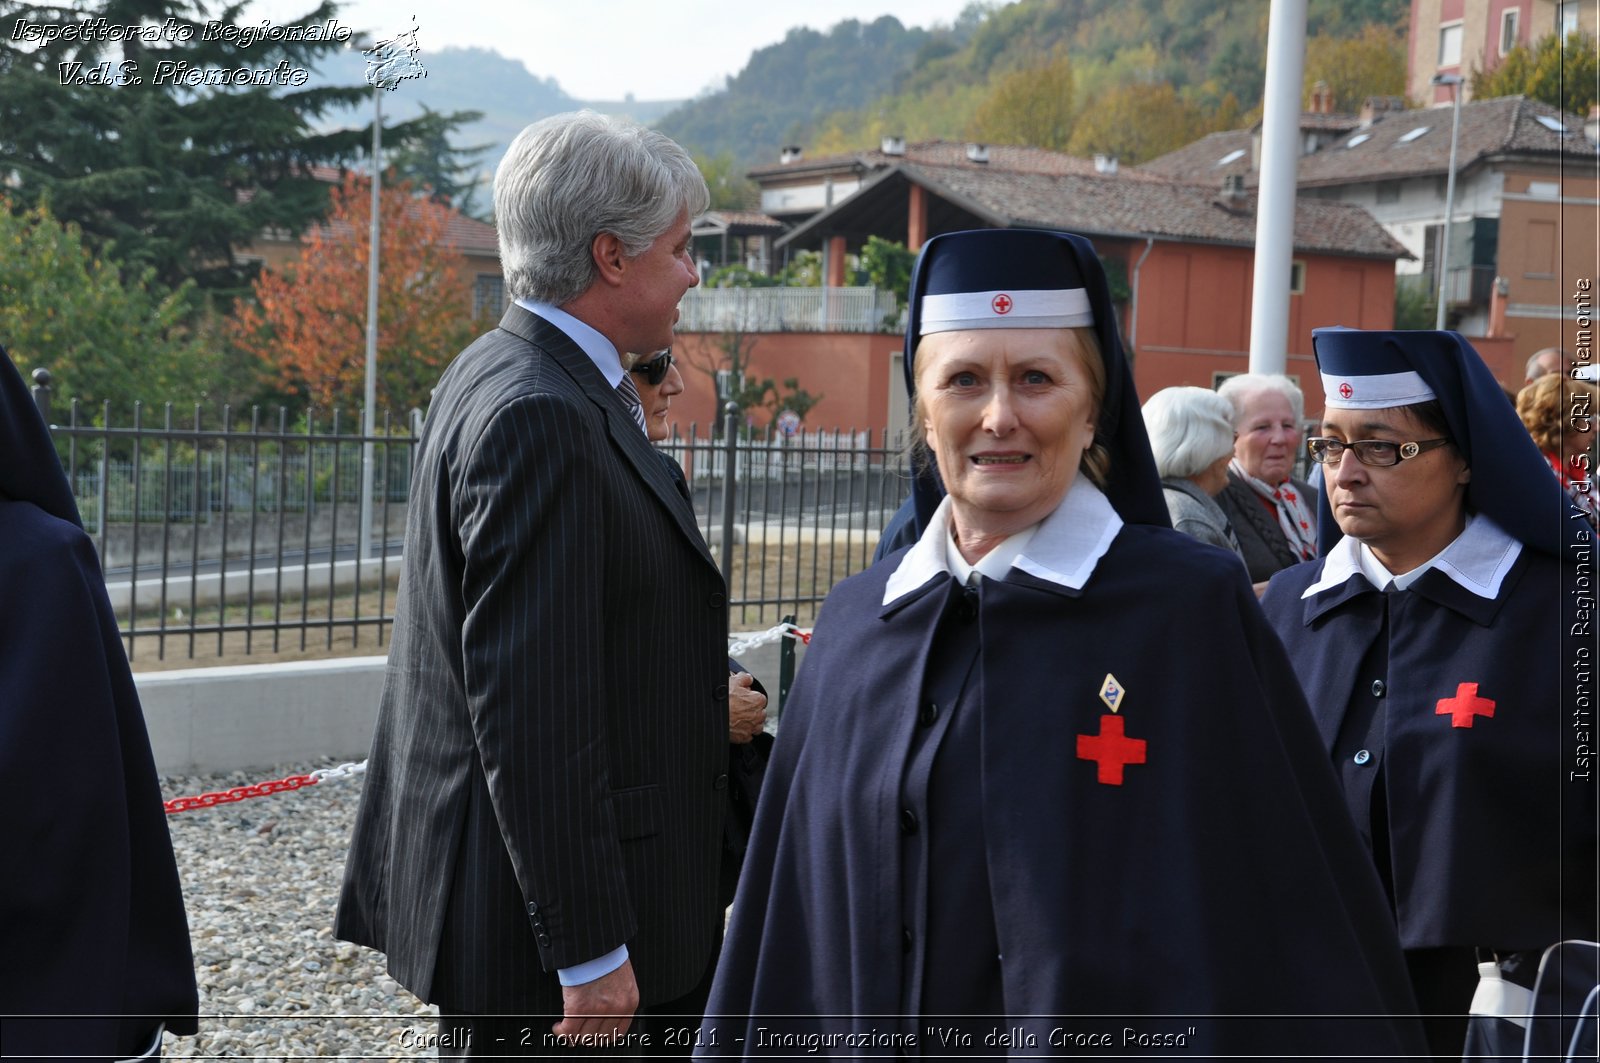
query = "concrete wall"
xmin=95 ymin=502 xmax=409 ymax=572
xmin=107 ymin=555 xmax=400 ymax=614
xmin=138 ymin=657 xmax=387 ymax=774
xmin=137 ymin=634 xmax=807 ymax=775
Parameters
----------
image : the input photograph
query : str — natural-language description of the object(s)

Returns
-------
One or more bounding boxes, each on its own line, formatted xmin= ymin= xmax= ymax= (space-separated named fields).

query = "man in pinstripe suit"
xmin=335 ymin=112 xmax=732 ymax=1056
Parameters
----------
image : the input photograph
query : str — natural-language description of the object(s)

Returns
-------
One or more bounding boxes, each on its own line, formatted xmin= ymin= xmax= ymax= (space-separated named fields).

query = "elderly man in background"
xmin=1142 ymin=385 xmax=1245 ymax=563
xmin=337 ymin=111 xmax=731 ymax=1058
xmin=1524 ymin=346 xmax=1574 ymax=385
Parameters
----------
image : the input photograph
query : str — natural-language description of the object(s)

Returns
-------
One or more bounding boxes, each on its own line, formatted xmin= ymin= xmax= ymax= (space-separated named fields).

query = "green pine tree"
xmin=1 ymin=0 xmax=476 ymax=302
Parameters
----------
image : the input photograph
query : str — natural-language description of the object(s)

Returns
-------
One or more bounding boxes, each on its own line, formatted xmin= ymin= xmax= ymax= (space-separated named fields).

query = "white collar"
xmin=516 ymin=298 xmax=625 ymax=388
xmin=1301 ymin=512 xmax=1522 ymax=600
xmin=883 ymin=478 xmax=1123 ymax=605
xmin=943 ymin=521 xmax=1038 ymax=587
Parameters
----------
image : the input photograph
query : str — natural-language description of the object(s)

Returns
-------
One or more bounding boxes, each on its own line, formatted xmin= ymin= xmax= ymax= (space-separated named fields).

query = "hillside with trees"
xmin=653 ymin=15 xmax=960 ymax=168
xmin=641 ymin=0 xmax=1409 ymax=170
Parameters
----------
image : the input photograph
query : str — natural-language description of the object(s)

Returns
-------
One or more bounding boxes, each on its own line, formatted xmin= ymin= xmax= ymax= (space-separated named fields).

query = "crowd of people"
xmin=5 ymin=110 xmax=1594 ymax=1063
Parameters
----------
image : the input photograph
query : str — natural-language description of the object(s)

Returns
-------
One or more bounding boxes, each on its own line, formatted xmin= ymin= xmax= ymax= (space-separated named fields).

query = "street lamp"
xmin=1432 ymin=73 xmax=1464 ymax=330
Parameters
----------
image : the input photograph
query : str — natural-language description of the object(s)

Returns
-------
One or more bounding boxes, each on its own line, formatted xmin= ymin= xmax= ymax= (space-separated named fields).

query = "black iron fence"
xmin=29 ymin=371 xmax=910 ymax=664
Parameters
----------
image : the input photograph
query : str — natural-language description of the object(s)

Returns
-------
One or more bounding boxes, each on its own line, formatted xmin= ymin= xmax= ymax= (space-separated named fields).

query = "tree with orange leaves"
xmin=230 ymin=171 xmax=479 ymax=412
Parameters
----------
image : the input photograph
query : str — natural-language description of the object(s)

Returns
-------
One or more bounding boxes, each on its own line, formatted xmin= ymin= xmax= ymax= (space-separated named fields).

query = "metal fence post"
xmin=29 ymin=367 xmax=51 ymax=423
xmin=719 ymin=400 xmax=739 ymax=585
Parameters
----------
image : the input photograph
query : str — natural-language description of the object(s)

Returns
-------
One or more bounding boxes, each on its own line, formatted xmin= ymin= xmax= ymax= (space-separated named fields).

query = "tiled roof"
xmin=1137 ymin=130 xmax=1255 ymax=184
xmin=877 ymin=163 xmax=1410 ymax=259
xmin=1294 ymin=95 xmax=1596 ymax=186
xmin=694 ymin=209 xmax=787 ymax=233
xmin=748 ymin=138 xmax=1167 ymax=182
xmin=1140 ymin=95 xmax=1597 ymax=189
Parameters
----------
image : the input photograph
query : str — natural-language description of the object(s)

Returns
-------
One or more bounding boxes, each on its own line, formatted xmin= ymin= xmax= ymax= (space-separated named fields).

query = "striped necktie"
xmin=616 ymin=373 xmax=647 ymax=434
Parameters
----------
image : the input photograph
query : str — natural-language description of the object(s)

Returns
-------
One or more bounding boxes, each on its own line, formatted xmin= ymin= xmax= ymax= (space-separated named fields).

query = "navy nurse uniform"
xmin=0 ymin=347 xmax=198 ymax=1060
xmin=1261 ymin=329 xmax=1598 ymax=1059
xmin=699 ymin=231 xmax=1424 ymax=1058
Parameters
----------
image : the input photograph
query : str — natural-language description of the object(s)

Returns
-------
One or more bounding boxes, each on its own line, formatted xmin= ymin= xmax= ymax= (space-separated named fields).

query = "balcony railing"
xmin=1398 ymin=265 xmax=1496 ymax=308
xmin=678 ymin=286 xmax=904 ymax=334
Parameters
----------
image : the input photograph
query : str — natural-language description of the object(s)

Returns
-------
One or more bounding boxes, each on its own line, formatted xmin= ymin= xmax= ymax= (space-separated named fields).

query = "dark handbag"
xmin=718 ymin=731 xmax=773 ymax=908
xmin=718 ymin=663 xmax=773 ymax=907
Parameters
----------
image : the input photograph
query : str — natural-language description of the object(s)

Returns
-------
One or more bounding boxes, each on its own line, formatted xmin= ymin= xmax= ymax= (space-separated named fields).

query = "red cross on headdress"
xmin=1338 ymin=382 xmax=1354 ymax=399
xmin=991 ymin=293 xmax=1013 ymax=315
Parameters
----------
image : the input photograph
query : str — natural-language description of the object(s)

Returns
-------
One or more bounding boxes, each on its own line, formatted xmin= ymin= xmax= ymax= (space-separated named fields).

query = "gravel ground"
xmin=160 ymin=760 xmax=439 ymax=1060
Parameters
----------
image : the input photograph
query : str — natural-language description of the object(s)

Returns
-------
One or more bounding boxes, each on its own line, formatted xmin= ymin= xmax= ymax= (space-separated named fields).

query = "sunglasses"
xmin=629 ymin=348 xmax=673 ymax=386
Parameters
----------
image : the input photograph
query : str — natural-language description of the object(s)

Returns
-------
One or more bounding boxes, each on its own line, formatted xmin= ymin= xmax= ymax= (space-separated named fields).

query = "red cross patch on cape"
xmin=1077 ymin=714 xmax=1147 ymax=785
xmin=1436 ymin=682 xmax=1496 ymax=728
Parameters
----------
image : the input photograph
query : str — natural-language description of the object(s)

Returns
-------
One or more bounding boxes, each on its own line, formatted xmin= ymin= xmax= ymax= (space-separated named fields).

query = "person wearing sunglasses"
xmin=1261 ymin=328 xmax=1597 ymax=1061
xmin=624 ymin=346 xmax=683 ymax=439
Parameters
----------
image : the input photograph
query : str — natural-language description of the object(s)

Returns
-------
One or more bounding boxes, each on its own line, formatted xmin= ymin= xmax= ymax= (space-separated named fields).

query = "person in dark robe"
xmin=1260 ymin=328 xmax=1599 ymax=1061
xmin=0 ymin=347 xmax=198 ymax=1060
xmin=698 ymin=230 xmax=1425 ymax=1058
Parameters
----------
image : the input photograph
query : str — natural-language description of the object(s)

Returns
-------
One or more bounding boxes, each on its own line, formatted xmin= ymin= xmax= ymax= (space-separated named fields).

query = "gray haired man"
xmin=336 ymin=112 xmax=730 ymax=1057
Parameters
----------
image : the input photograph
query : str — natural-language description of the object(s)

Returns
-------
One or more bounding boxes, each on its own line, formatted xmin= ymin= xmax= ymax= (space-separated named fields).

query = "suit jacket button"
xmin=709 ymin=591 xmax=726 ymax=608
xmin=1354 ymin=749 xmax=1371 ymax=765
xmin=714 ymin=684 xmax=728 ymax=701
xmin=713 ymin=773 xmax=729 ymax=790
xmin=900 ymin=809 xmax=919 ymax=835
xmin=1370 ymin=679 xmax=1386 ymax=697
xmin=918 ymin=701 xmax=938 ymax=727
xmin=537 ymin=933 xmax=552 ymax=947
xmin=902 ymin=927 xmax=913 ymax=953
xmin=527 ymin=902 xmax=540 ymax=916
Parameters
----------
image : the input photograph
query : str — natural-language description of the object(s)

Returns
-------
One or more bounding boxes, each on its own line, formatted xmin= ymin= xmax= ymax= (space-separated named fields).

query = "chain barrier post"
xmin=778 ymin=612 xmax=796 ymax=719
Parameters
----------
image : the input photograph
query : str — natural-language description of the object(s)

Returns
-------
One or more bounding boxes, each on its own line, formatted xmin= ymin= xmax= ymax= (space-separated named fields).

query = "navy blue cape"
xmin=0 ymin=349 xmax=197 ymax=1057
xmin=700 ymin=526 xmax=1425 ymax=1058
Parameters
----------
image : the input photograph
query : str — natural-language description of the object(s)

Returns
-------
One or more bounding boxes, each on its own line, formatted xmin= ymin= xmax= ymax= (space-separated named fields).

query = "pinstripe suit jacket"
xmin=335 ymin=305 xmax=731 ymax=1014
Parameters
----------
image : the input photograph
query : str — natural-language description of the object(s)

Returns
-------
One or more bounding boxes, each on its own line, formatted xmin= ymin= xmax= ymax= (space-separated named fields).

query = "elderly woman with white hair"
xmin=1142 ymin=386 xmax=1244 ymax=562
xmin=1215 ymin=373 xmax=1319 ymax=584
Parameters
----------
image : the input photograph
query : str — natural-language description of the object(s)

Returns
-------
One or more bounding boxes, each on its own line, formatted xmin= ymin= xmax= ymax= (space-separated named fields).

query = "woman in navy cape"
xmin=699 ymin=230 xmax=1424 ymax=1058
xmin=1259 ymin=328 xmax=1598 ymax=1060
xmin=0 ymin=348 xmax=198 ymax=1060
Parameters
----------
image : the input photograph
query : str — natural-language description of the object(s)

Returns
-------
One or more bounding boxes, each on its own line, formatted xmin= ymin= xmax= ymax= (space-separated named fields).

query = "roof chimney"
xmin=965 ymin=142 xmax=990 ymax=164
xmin=881 ymin=135 xmax=906 ymax=156
xmin=1093 ymin=153 xmax=1119 ymax=174
xmin=1359 ymin=95 xmax=1404 ymax=128
xmin=1221 ymin=173 xmax=1248 ymax=203
xmin=779 ymin=145 xmax=803 ymax=165
xmin=1310 ymin=79 xmax=1334 ymax=115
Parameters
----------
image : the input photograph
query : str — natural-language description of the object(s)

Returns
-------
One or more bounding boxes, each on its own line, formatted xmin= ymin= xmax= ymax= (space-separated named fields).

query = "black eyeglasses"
xmin=629 ymin=348 xmax=673 ymax=386
xmin=1305 ymin=436 xmax=1452 ymax=467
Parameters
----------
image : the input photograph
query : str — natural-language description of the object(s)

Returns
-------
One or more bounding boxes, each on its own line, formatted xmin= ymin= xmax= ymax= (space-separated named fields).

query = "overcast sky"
xmin=242 ymin=0 xmax=980 ymax=101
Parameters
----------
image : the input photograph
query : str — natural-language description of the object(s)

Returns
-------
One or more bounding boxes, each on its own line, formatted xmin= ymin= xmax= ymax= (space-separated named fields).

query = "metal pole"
xmin=720 ymin=401 xmax=740 ymax=586
xmin=360 ymin=86 xmax=381 ymax=564
xmin=1434 ymin=78 xmax=1463 ymax=330
xmin=1247 ymin=0 xmax=1307 ymax=376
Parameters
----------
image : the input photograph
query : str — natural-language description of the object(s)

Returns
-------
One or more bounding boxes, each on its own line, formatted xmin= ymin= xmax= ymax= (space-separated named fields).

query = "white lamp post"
xmin=1432 ymin=73 xmax=1464 ymax=330
xmin=360 ymin=83 xmax=381 ymax=566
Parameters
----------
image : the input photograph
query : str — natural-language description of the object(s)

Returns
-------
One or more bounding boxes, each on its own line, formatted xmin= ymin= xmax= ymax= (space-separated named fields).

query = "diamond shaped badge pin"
xmin=1099 ymin=673 xmax=1125 ymax=713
